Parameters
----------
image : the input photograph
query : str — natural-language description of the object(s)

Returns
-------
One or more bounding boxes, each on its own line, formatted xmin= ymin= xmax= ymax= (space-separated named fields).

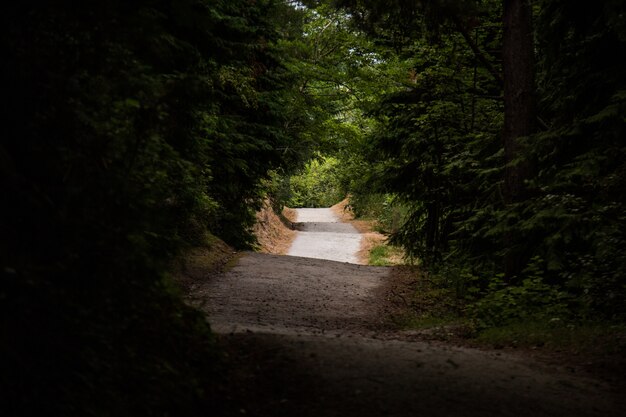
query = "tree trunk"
xmin=425 ymin=202 xmax=439 ymax=261
xmin=502 ymin=0 xmax=536 ymax=278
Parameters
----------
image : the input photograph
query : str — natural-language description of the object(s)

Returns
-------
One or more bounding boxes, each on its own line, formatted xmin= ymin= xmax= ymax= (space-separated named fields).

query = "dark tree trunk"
xmin=425 ymin=202 xmax=439 ymax=260
xmin=502 ymin=0 xmax=536 ymax=278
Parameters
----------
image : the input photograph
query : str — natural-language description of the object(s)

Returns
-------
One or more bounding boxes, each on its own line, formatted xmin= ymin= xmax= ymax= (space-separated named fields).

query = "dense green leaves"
xmin=323 ymin=0 xmax=626 ymax=322
xmin=1 ymin=1 xmax=311 ymax=415
xmin=288 ymin=156 xmax=344 ymax=207
xmin=520 ymin=0 xmax=626 ymax=318
xmin=351 ymin=10 xmax=504 ymax=265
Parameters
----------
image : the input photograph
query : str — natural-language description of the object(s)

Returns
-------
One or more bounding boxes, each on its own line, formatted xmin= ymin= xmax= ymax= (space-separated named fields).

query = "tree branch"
xmin=452 ymin=16 xmax=504 ymax=86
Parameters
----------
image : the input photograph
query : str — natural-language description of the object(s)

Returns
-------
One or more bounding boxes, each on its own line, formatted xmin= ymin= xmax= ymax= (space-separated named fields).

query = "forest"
xmin=1 ymin=0 xmax=625 ymax=416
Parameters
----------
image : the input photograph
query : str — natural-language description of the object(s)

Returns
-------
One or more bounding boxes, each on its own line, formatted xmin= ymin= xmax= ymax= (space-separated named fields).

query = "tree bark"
xmin=503 ymin=0 xmax=535 ymax=201
xmin=502 ymin=0 xmax=536 ymax=278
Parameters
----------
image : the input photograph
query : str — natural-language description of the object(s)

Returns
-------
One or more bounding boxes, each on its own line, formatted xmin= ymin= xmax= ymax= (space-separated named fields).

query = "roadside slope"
xmin=253 ymin=200 xmax=297 ymax=255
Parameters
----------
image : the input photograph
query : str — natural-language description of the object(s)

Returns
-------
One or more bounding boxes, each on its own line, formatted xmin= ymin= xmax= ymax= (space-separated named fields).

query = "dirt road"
xmin=287 ymin=208 xmax=361 ymax=263
xmin=187 ymin=208 xmax=622 ymax=417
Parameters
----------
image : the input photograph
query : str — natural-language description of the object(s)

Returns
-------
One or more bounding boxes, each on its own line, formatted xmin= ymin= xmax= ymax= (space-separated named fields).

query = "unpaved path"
xmin=187 ymin=209 xmax=622 ymax=417
xmin=287 ymin=208 xmax=361 ymax=264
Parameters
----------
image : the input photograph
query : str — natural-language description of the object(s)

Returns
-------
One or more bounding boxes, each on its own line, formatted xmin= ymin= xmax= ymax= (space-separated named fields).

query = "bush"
xmin=469 ymin=274 xmax=574 ymax=329
xmin=288 ymin=156 xmax=345 ymax=207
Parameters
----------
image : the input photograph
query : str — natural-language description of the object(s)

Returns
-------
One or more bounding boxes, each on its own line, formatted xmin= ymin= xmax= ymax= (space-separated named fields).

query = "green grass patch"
xmin=369 ymin=245 xmax=391 ymax=266
xmin=369 ymin=244 xmax=405 ymax=266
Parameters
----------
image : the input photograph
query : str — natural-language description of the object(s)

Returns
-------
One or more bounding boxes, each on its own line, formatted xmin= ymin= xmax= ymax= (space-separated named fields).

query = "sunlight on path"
xmin=287 ymin=208 xmax=361 ymax=263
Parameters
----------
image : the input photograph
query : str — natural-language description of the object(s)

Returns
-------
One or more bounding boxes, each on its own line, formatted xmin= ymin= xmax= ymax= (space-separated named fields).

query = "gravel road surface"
xmin=287 ymin=208 xmax=361 ymax=264
xmin=185 ymin=208 xmax=622 ymax=417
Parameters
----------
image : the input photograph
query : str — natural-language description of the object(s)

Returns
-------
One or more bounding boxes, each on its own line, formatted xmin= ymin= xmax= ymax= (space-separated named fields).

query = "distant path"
xmin=287 ymin=207 xmax=361 ymax=264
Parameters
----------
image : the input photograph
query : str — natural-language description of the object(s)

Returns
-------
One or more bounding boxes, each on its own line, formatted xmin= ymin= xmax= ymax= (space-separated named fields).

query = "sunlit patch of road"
xmin=287 ymin=208 xmax=362 ymax=264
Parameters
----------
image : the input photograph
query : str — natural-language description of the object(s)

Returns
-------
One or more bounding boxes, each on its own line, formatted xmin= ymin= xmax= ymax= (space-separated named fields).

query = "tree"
xmin=269 ymin=2 xmax=400 ymax=207
xmin=501 ymin=0 xmax=537 ymax=278
xmin=0 ymin=1 xmax=309 ymax=415
xmin=327 ymin=0 xmax=505 ymax=262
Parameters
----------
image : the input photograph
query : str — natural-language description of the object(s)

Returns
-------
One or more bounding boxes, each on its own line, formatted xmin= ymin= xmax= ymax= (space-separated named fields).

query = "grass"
xmin=369 ymin=244 xmax=406 ymax=266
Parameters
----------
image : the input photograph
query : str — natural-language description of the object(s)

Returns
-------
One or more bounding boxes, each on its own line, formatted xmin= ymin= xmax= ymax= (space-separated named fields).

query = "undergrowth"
xmin=393 ymin=265 xmax=626 ymax=358
xmin=369 ymin=244 xmax=405 ymax=266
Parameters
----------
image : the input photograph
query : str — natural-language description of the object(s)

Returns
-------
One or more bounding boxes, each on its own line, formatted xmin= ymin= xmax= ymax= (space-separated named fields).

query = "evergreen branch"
xmin=452 ymin=15 xmax=504 ymax=86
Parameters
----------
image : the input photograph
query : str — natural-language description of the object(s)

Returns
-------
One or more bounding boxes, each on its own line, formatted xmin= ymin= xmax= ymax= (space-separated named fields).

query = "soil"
xmin=253 ymin=200 xmax=297 ymax=255
xmin=182 ymin=209 xmax=626 ymax=417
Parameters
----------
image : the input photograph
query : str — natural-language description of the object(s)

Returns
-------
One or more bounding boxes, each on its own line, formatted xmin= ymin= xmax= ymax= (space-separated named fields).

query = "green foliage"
xmin=1 ymin=0 xmax=310 ymax=415
xmin=368 ymin=243 xmax=405 ymax=266
xmin=3 ymin=4 xmax=625 ymax=414
xmin=274 ymin=3 xmax=406 ymax=211
xmin=271 ymin=2 xmax=390 ymax=164
xmin=502 ymin=0 xmax=626 ymax=318
xmin=445 ymin=1 xmax=626 ymax=322
xmin=363 ymin=22 xmax=504 ymax=265
xmin=346 ymin=193 xmax=408 ymax=234
xmin=469 ymin=274 xmax=573 ymax=329
xmin=330 ymin=1 xmax=626 ymax=325
xmin=288 ymin=156 xmax=344 ymax=207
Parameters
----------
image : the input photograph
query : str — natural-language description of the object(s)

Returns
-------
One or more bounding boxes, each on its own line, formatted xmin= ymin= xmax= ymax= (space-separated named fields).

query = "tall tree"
xmin=0 ymin=1 xmax=308 ymax=415
xmin=502 ymin=0 xmax=536 ymax=277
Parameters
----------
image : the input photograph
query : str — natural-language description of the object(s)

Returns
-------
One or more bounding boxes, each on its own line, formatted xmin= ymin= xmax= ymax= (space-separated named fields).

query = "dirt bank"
xmin=253 ymin=200 xmax=297 ymax=255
